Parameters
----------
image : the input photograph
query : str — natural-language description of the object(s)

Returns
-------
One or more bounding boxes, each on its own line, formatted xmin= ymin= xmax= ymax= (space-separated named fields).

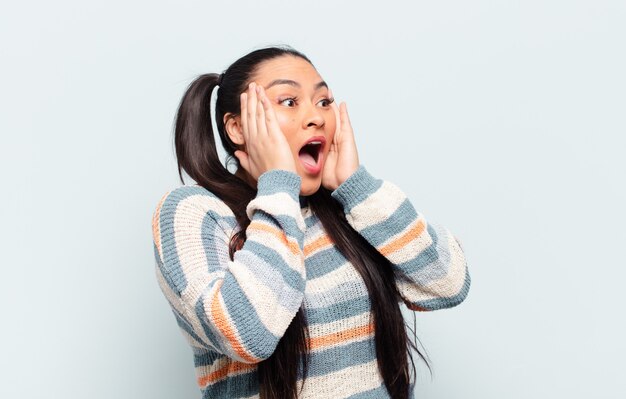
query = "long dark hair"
xmin=173 ymin=45 xmax=431 ymax=398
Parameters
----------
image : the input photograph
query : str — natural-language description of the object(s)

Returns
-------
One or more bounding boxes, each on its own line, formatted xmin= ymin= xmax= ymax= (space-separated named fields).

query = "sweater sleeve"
xmin=330 ymin=165 xmax=471 ymax=311
xmin=151 ymin=170 xmax=307 ymax=363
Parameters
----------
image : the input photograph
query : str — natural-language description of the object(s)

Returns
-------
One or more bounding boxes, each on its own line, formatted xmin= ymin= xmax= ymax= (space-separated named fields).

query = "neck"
xmin=235 ymin=168 xmax=257 ymax=190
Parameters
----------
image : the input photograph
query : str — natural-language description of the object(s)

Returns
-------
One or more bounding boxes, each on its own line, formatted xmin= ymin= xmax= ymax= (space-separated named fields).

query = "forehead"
xmin=251 ymin=56 xmax=322 ymax=87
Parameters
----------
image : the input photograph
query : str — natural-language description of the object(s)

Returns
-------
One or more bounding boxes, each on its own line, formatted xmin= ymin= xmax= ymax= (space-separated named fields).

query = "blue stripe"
xmin=172 ymin=307 xmax=210 ymax=348
xmin=305 ymin=296 xmax=371 ymax=324
xmin=201 ymin=368 xmax=258 ymax=399
xmin=234 ymin=248 xmax=305 ymax=304
xmin=396 ymin=223 xmax=455 ymax=286
xmin=194 ymin=285 xmax=233 ymax=355
xmin=305 ymin=213 xmax=320 ymax=229
xmin=330 ymin=165 xmax=382 ymax=213
xmin=153 ymin=243 xmax=181 ymax=293
xmin=240 ymin=240 xmax=305 ymax=291
xmin=158 ymin=185 xmax=226 ymax=294
xmin=201 ymin=212 xmax=232 ymax=272
xmin=215 ymin=273 xmax=282 ymax=359
xmin=298 ymin=338 xmax=377 ymax=378
xmin=158 ymin=197 xmax=188 ymax=293
xmin=358 ymin=198 xmax=417 ymax=247
xmin=256 ymin=169 xmax=301 ymax=201
xmin=305 ymin=246 xmax=349 ymax=279
xmin=193 ymin=348 xmax=223 ymax=368
xmin=305 ymin=278 xmax=368 ymax=309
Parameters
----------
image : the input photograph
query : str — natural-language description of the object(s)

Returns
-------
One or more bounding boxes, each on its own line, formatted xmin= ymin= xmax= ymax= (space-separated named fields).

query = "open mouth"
xmin=298 ymin=140 xmax=324 ymax=167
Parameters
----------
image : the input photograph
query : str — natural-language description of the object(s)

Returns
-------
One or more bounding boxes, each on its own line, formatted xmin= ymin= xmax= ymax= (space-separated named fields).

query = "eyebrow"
xmin=265 ymin=79 xmax=328 ymax=91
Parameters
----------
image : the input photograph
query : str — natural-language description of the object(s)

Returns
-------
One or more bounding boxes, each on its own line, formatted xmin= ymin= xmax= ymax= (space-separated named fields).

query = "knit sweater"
xmin=151 ymin=164 xmax=471 ymax=398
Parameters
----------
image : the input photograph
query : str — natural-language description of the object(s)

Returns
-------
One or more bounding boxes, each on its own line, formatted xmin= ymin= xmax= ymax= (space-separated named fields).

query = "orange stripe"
xmin=197 ymin=361 xmax=256 ymax=387
xmin=151 ymin=192 xmax=170 ymax=259
xmin=209 ymin=280 xmax=259 ymax=363
xmin=304 ymin=234 xmax=333 ymax=256
xmin=379 ymin=219 xmax=426 ymax=257
xmin=248 ymin=221 xmax=301 ymax=257
xmin=309 ymin=322 xmax=375 ymax=350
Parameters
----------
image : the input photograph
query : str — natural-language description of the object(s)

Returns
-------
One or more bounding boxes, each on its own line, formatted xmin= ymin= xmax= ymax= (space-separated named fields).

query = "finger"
xmin=258 ymin=86 xmax=276 ymax=137
xmin=340 ymin=102 xmax=352 ymax=131
xmin=329 ymin=90 xmax=340 ymax=123
xmin=240 ymin=92 xmax=248 ymax=144
xmin=246 ymin=82 xmax=258 ymax=139
xmin=255 ymin=85 xmax=268 ymax=137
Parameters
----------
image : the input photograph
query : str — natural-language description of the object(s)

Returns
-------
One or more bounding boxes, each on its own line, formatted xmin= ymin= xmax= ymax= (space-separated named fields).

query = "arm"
xmin=151 ymin=170 xmax=306 ymax=363
xmin=330 ymin=165 xmax=471 ymax=311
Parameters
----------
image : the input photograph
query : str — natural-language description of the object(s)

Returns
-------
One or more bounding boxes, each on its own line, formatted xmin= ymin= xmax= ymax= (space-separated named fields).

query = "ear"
xmin=223 ymin=112 xmax=245 ymax=146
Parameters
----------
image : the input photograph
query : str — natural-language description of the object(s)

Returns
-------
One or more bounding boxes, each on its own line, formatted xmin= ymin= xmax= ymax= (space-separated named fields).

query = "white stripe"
xmin=246 ymin=192 xmax=306 ymax=232
xmin=297 ymin=359 xmax=384 ymax=399
xmin=308 ymin=312 xmax=371 ymax=335
xmin=346 ymin=181 xmax=407 ymax=230
xmin=247 ymin=218 xmax=305 ymax=277
xmin=155 ymin=263 xmax=215 ymax=349
xmin=228 ymin=257 xmax=302 ymax=337
xmin=306 ymin=261 xmax=364 ymax=295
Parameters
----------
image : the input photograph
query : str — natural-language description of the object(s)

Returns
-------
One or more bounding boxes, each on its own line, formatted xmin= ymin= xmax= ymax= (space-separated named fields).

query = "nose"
xmin=302 ymin=103 xmax=325 ymax=129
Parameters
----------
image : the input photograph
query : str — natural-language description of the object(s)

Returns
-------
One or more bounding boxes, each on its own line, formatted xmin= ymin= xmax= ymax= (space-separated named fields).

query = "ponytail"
xmin=174 ymin=73 xmax=252 ymax=204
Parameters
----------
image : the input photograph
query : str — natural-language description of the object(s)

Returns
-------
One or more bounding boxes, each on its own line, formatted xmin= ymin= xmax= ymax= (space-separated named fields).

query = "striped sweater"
xmin=151 ymin=164 xmax=471 ymax=398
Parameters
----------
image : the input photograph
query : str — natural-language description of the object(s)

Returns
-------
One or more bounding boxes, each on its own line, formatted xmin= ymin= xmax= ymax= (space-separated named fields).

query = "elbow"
xmin=436 ymin=236 xmax=471 ymax=309
xmin=201 ymin=288 xmax=300 ymax=364
xmin=406 ymin=269 xmax=471 ymax=311
xmin=439 ymin=267 xmax=471 ymax=309
xmin=222 ymin=332 xmax=281 ymax=364
xmin=436 ymin=229 xmax=471 ymax=309
xmin=248 ymin=338 xmax=281 ymax=363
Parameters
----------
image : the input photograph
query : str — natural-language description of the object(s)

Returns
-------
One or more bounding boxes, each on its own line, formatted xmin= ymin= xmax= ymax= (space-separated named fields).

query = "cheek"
xmin=274 ymin=111 xmax=296 ymax=131
xmin=274 ymin=110 xmax=299 ymax=153
xmin=326 ymin=115 xmax=337 ymax=141
xmin=329 ymin=119 xmax=337 ymax=135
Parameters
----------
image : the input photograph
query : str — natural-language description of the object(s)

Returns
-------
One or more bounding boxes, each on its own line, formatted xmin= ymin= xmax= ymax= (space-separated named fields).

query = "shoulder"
xmin=156 ymin=184 xmax=232 ymax=213
xmin=152 ymin=185 xmax=235 ymax=239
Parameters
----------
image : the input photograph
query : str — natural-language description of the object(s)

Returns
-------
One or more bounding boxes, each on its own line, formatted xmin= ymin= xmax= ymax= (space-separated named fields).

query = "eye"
xmin=279 ymin=97 xmax=297 ymax=107
xmin=318 ymin=97 xmax=335 ymax=107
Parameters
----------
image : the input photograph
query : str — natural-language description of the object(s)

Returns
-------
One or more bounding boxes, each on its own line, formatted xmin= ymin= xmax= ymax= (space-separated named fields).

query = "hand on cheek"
xmin=321 ymin=90 xmax=360 ymax=191
xmin=233 ymin=82 xmax=297 ymax=179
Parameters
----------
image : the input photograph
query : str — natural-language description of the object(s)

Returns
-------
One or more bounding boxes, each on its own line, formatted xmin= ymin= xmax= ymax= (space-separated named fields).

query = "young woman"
xmin=151 ymin=45 xmax=471 ymax=399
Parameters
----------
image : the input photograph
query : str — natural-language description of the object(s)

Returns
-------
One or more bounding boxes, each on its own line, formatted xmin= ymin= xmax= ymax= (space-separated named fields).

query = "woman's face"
xmin=235 ymin=55 xmax=336 ymax=196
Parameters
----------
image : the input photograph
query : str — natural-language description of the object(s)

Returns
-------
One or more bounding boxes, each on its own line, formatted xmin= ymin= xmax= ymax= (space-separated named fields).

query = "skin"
xmin=223 ymin=55 xmax=360 ymax=196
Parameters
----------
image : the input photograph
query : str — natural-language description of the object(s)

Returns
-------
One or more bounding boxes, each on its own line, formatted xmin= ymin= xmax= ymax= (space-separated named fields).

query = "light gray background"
xmin=1 ymin=1 xmax=624 ymax=398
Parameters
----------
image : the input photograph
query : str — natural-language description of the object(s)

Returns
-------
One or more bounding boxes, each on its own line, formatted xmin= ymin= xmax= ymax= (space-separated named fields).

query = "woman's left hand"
xmin=322 ymin=90 xmax=360 ymax=191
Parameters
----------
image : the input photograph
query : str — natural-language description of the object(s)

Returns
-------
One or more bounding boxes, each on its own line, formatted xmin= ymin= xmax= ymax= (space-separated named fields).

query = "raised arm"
xmin=151 ymin=170 xmax=306 ymax=363
xmin=330 ymin=165 xmax=471 ymax=311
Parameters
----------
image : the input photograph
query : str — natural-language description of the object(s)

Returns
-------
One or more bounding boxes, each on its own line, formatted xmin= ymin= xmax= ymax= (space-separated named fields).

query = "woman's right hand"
xmin=234 ymin=82 xmax=297 ymax=180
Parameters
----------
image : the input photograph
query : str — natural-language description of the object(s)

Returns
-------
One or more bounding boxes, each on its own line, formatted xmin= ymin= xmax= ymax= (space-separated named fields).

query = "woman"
xmin=151 ymin=45 xmax=471 ymax=399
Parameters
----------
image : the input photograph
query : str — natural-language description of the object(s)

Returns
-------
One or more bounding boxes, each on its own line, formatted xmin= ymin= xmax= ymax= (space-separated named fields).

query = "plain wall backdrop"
xmin=1 ymin=0 xmax=624 ymax=397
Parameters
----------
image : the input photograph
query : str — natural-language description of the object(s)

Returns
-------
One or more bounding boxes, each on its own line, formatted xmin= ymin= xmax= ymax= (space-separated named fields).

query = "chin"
xmin=299 ymin=178 xmax=322 ymax=196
